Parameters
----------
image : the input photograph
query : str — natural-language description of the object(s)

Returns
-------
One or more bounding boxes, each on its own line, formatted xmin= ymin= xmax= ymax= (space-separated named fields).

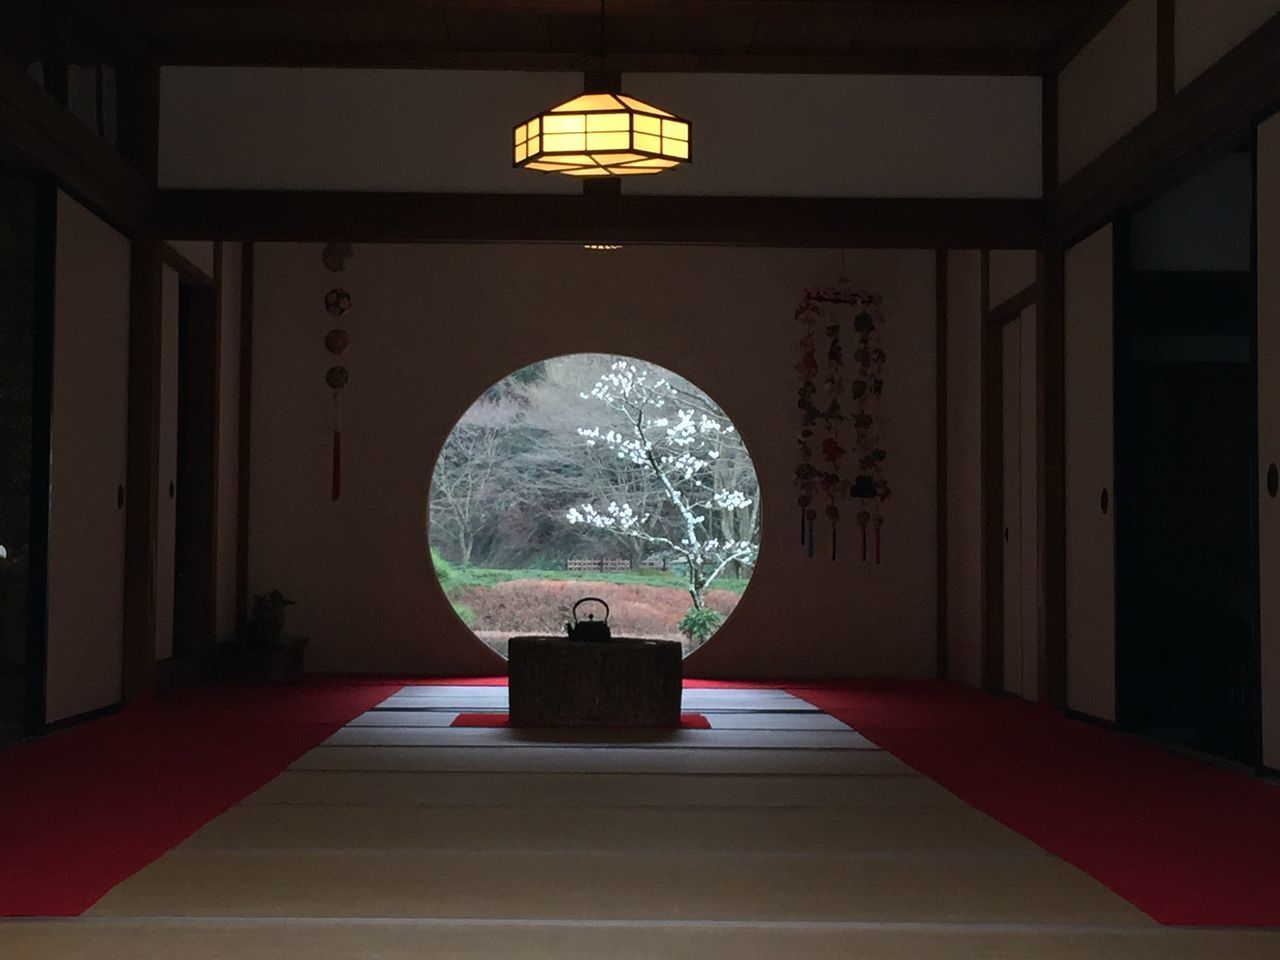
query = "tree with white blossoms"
xmin=566 ymin=360 xmax=760 ymax=620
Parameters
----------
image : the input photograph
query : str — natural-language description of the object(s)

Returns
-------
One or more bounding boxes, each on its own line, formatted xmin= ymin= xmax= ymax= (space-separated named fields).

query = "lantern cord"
xmin=799 ymin=508 xmax=806 ymax=547
xmin=807 ymin=517 xmax=815 ymax=559
xmin=599 ymin=0 xmax=607 ymax=65
xmin=861 ymin=525 xmax=867 ymax=563
xmin=831 ymin=524 xmax=837 ymax=561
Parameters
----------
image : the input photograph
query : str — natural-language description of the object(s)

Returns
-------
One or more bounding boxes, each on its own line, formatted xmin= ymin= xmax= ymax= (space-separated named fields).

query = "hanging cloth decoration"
xmin=794 ymin=280 xmax=889 ymax=561
xmin=326 ymin=365 xmax=349 ymax=500
xmin=845 ymin=290 xmax=890 ymax=563
xmin=321 ymin=245 xmax=355 ymax=503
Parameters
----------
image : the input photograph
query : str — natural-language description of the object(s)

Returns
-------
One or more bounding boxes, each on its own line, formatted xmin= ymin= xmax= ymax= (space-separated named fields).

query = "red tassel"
xmin=875 ymin=524 xmax=882 ymax=565
xmin=331 ymin=429 xmax=342 ymax=501
xmin=861 ymin=526 xmax=867 ymax=563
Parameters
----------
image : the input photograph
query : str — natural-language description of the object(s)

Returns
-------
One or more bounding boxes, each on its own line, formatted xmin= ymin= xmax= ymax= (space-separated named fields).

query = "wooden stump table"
xmin=507 ymin=636 xmax=683 ymax=727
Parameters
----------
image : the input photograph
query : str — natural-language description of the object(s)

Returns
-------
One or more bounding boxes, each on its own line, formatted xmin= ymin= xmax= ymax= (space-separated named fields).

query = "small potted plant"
xmin=220 ymin=589 xmax=306 ymax=683
xmin=249 ymin=589 xmax=295 ymax=645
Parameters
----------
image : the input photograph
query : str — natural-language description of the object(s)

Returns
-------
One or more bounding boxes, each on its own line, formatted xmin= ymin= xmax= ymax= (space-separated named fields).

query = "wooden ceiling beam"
xmin=107 ymin=1 xmax=1098 ymax=18
xmin=144 ymin=46 xmax=1044 ymax=75
xmin=1053 ymin=11 xmax=1280 ymax=243
xmin=158 ymin=190 xmax=1046 ymax=249
xmin=0 ymin=55 xmax=151 ymax=233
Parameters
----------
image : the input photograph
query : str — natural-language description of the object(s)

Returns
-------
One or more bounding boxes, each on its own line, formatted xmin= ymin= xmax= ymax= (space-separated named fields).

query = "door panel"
xmin=45 ymin=192 xmax=130 ymax=723
xmin=1064 ymin=224 xmax=1116 ymax=721
xmin=155 ymin=265 xmax=180 ymax=661
xmin=1259 ymin=113 xmax=1280 ymax=768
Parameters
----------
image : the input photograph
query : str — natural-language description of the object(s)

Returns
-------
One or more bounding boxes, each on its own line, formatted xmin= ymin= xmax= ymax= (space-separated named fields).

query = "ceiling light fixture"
xmin=582 ymin=243 xmax=623 ymax=251
xmin=512 ymin=1 xmax=690 ymax=179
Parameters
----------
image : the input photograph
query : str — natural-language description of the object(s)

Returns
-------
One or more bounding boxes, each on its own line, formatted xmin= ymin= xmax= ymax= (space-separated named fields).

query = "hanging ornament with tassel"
xmin=326 ymin=365 xmax=349 ymax=500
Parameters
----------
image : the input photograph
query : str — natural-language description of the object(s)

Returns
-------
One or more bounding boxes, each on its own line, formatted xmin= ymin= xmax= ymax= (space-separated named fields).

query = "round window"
xmin=428 ymin=354 xmax=761 ymax=658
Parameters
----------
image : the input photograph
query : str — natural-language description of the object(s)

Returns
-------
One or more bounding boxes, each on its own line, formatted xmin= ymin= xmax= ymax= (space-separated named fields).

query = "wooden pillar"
xmin=935 ymin=249 xmax=949 ymax=680
xmin=980 ymin=251 xmax=1005 ymax=693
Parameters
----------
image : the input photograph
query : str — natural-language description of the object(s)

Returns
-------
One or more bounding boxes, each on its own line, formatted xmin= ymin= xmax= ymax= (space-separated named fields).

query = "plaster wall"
xmin=1058 ymin=0 xmax=1158 ymax=182
xmin=1174 ymin=0 xmax=1279 ymax=90
xmin=160 ymin=68 xmax=1041 ymax=198
xmin=249 ymin=244 xmax=938 ymax=678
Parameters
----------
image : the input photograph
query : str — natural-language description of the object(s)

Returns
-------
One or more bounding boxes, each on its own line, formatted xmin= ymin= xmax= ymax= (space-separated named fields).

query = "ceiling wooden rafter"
xmin=12 ymin=0 xmax=1120 ymax=77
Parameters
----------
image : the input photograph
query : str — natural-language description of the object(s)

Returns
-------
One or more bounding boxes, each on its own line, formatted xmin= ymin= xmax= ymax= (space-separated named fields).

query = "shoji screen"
xmin=1000 ymin=307 xmax=1041 ymax=700
xmin=1064 ymin=225 xmax=1117 ymax=721
xmin=154 ymin=264 xmax=180 ymax=661
xmin=1258 ymin=112 xmax=1280 ymax=768
xmin=45 ymin=192 xmax=131 ymax=723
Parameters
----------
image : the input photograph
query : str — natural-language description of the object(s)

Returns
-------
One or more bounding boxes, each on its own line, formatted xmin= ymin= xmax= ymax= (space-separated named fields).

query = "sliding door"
xmin=1001 ymin=307 xmax=1041 ymax=700
xmin=45 ymin=192 xmax=131 ymax=723
xmin=1259 ymin=113 xmax=1280 ymax=769
xmin=1064 ymin=225 xmax=1116 ymax=721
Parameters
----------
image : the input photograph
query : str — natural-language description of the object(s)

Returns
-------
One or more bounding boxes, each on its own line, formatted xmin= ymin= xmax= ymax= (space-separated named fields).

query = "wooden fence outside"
xmin=564 ymin=557 xmax=670 ymax=572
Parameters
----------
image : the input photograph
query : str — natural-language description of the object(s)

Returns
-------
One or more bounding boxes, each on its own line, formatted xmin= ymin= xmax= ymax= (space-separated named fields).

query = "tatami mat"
xmin=88 ymin=847 xmax=1147 ymax=924
xmin=9 ymin=682 xmax=1280 ymax=959
xmin=290 ymin=744 xmax=913 ymax=775
xmin=321 ymin=726 xmax=879 ymax=750
xmin=8 ymin=919 xmax=1280 ymax=960
xmin=245 ymin=769 xmax=961 ymax=809
xmin=177 ymin=803 xmax=1051 ymax=857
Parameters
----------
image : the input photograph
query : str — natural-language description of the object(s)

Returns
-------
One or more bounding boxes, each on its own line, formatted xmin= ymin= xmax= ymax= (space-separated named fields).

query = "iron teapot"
xmin=566 ymin=597 xmax=612 ymax=643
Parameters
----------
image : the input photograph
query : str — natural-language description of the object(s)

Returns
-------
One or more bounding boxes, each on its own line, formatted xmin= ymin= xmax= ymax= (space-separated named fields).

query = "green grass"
xmin=449 ymin=565 xmax=751 ymax=595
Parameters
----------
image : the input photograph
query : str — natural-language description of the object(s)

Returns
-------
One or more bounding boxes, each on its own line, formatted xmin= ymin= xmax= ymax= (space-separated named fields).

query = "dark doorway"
xmin=1115 ymin=152 xmax=1260 ymax=765
xmin=0 ymin=171 xmax=39 ymax=745
xmin=171 ymin=275 xmax=220 ymax=662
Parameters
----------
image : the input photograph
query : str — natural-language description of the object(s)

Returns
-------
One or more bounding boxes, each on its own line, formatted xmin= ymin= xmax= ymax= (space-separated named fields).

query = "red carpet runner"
xmin=0 ymin=679 xmax=400 ymax=916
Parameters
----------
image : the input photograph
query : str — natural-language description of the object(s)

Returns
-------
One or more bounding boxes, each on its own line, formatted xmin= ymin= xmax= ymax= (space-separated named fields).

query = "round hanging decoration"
xmin=322 ymin=242 xmax=355 ymax=273
xmin=793 ymin=282 xmax=889 ymax=562
xmin=326 ymin=365 xmax=350 ymax=390
xmin=325 ymin=288 xmax=352 ymax=316
xmin=325 ymin=328 xmax=351 ymax=355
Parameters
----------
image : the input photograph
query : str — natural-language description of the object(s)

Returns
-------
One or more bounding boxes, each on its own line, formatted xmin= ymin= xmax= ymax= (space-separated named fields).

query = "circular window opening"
xmin=429 ymin=353 xmax=761 ymax=658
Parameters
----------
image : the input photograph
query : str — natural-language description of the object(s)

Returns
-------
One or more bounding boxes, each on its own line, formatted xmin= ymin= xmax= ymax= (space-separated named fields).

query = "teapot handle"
xmin=572 ymin=597 xmax=610 ymax=623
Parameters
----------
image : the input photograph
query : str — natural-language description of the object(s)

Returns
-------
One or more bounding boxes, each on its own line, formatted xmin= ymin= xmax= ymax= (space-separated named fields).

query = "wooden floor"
xmin=5 ymin=685 xmax=1280 ymax=958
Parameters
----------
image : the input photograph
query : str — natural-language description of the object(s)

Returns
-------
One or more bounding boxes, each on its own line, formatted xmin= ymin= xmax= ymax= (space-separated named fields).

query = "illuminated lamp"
xmin=513 ymin=92 xmax=691 ymax=178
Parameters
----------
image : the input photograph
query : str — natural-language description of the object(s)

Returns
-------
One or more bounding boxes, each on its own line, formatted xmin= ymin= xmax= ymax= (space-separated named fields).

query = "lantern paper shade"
xmin=513 ymin=93 xmax=691 ymax=177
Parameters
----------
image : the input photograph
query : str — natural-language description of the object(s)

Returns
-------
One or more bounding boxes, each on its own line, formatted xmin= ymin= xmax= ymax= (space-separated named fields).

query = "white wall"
xmin=216 ymin=243 xmax=243 ymax=642
xmin=167 ymin=240 xmax=216 ymax=279
xmin=988 ymin=249 xmax=1037 ymax=307
xmin=160 ymin=68 xmax=1042 ymax=199
xmin=250 ymin=244 xmax=938 ymax=678
xmin=1064 ymin=224 xmax=1116 ymax=721
xmin=1059 ymin=0 xmax=1158 ymax=181
xmin=944 ymin=250 xmax=984 ymax=689
xmin=1258 ymin=111 xmax=1280 ymax=768
xmin=154 ymin=265 xmax=180 ymax=661
xmin=1175 ymin=0 xmax=1279 ymax=90
xmin=45 ymin=192 xmax=131 ymax=723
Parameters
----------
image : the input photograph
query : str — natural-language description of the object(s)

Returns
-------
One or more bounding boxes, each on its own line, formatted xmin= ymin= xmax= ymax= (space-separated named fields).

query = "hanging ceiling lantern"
xmin=513 ymin=92 xmax=691 ymax=178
